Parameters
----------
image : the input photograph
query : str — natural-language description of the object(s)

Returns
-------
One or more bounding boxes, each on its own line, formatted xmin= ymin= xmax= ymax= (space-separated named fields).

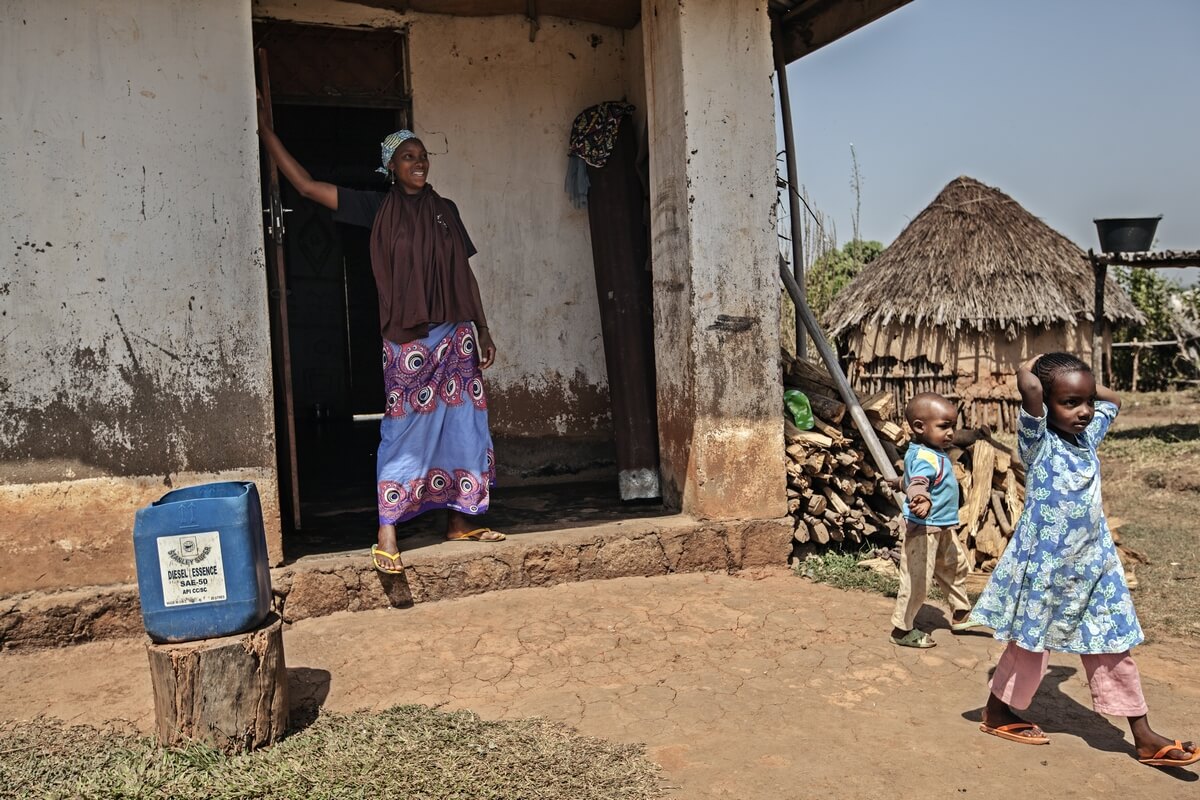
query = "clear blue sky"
xmin=784 ymin=0 xmax=1200 ymax=284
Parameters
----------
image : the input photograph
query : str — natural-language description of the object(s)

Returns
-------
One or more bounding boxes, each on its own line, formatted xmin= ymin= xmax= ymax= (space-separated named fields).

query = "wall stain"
xmin=0 ymin=329 xmax=272 ymax=483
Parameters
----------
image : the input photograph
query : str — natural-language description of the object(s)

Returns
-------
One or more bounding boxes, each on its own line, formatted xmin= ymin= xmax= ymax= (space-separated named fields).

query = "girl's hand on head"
xmin=478 ymin=328 xmax=497 ymax=370
xmin=1019 ymin=353 xmax=1043 ymax=374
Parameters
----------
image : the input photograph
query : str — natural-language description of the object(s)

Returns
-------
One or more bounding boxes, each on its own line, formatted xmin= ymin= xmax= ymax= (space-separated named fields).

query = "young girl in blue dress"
xmin=969 ymin=352 xmax=1198 ymax=768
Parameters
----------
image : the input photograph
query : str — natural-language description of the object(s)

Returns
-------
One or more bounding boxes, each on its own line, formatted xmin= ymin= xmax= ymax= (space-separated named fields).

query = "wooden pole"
xmin=772 ymin=17 xmax=807 ymax=360
xmin=1090 ymin=251 xmax=1107 ymax=386
xmin=779 ymin=264 xmax=900 ymax=486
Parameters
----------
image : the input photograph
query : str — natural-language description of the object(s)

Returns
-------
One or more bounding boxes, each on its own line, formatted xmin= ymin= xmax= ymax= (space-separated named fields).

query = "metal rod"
xmin=779 ymin=264 xmax=900 ymax=484
xmin=772 ymin=17 xmax=807 ymax=360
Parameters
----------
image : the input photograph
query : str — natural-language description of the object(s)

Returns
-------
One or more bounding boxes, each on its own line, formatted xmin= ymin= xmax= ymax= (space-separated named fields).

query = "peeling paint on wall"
xmin=0 ymin=0 xmax=274 ymax=486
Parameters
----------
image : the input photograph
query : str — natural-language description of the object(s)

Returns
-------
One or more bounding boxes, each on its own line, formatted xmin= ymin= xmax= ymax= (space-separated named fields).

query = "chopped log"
xmin=807 ymin=393 xmax=847 ymax=425
xmin=147 ymin=614 xmax=288 ymax=754
xmin=953 ymin=462 xmax=970 ymax=492
xmin=803 ymin=453 xmax=826 ymax=475
xmin=1003 ymin=470 xmax=1022 ymax=529
xmin=794 ymin=518 xmax=810 ymax=543
xmin=805 ymin=515 xmax=831 ymax=545
xmin=831 ymin=474 xmax=858 ymax=496
xmin=812 ymin=414 xmax=847 ymax=442
xmin=784 ymin=355 xmax=840 ymax=394
xmin=822 ymin=486 xmax=851 ymax=515
xmin=963 ymin=440 xmax=997 ymax=534
xmin=993 ymin=448 xmax=1012 ymax=477
xmin=789 ymin=430 xmax=834 ymax=448
xmin=785 ymin=443 xmax=807 ymax=462
xmin=974 ymin=513 xmax=1007 ymax=559
xmin=990 ymin=490 xmax=1013 ymax=536
xmin=805 ymin=493 xmax=828 ymax=516
xmin=861 ymin=390 xmax=894 ymax=418
xmin=870 ymin=418 xmax=906 ymax=445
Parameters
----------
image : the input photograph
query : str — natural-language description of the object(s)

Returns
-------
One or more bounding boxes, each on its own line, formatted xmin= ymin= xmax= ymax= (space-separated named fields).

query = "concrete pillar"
xmin=641 ymin=0 xmax=786 ymax=519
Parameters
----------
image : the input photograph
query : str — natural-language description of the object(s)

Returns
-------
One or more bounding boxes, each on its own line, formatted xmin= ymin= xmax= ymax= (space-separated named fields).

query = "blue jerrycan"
xmin=133 ymin=481 xmax=272 ymax=643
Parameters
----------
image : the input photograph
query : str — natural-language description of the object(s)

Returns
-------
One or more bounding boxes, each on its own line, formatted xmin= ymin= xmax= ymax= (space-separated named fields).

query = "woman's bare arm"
xmin=257 ymin=99 xmax=338 ymax=211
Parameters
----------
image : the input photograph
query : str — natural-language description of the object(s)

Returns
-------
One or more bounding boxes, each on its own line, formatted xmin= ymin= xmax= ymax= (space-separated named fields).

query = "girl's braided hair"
xmin=1033 ymin=352 xmax=1091 ymax=397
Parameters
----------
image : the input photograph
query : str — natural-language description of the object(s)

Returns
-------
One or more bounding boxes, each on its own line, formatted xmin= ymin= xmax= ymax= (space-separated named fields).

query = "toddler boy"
xmin=889 ymin=392 xmax=980 ymax=648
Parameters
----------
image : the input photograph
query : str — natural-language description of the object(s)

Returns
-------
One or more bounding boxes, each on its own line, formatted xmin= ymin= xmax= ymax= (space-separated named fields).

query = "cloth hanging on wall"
xmin=564 ymin=101 xmax=636 ymax=209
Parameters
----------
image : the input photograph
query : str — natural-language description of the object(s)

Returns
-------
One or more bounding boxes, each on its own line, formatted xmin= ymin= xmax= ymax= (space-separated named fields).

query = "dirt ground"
xmin=1100 ymin=390 xmax=1200 ymax=641
xmin=2 ymin=570 xmax=1197 ymax=799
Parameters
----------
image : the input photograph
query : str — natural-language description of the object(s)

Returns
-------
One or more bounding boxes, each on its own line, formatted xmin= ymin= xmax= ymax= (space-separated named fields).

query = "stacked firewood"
xmin=783 ymin=352 xmax=1026 ymax=569
xmin=782 ymin=352 xmax=908 ymax=546
xmin=942 ymin=428 xmax=1025 ymax=572
xmin=782 ymin=352 xmax=1144 ymax=585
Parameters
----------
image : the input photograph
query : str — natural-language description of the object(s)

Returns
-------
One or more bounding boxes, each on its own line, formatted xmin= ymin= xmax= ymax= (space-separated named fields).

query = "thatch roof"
xmin=823 ymin=176 xmax=1144 ymax=336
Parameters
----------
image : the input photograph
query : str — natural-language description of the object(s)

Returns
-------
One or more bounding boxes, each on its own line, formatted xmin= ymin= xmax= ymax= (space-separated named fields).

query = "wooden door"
xmin=256 ymin=48 xmax=302 ymax=531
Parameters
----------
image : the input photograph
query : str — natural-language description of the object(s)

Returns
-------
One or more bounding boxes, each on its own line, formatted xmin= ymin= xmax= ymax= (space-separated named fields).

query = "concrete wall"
xmin=255 ymin=1 xmax=644 ymax=480
xmin=0 ymin=1 xmax=279 ymax=594
xmin=641 ymin=0 xmax=787 ymax=518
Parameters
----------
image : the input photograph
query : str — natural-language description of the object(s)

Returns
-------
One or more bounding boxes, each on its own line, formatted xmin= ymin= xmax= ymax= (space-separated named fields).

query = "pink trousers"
xmin=989 ymin=641 xmax=1148 ymax=717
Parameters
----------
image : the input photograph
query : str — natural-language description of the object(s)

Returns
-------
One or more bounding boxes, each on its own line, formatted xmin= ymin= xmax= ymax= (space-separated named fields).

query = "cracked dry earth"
xmin=2 ymin=570 xmax=1198 ymax=798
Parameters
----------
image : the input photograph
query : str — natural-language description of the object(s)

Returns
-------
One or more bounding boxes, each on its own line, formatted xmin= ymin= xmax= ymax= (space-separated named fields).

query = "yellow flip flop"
xmin=371 ymin=545 xmax=405 ymax=574
xmin=446 ymin=528 xmax=506 ymax=542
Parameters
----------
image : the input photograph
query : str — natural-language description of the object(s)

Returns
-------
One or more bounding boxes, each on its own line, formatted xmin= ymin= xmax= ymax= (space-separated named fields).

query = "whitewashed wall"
xmin=254 ymin=0 xmax=640 ymax=442
xmin=0 ymin=0 xmax=278 ymax=593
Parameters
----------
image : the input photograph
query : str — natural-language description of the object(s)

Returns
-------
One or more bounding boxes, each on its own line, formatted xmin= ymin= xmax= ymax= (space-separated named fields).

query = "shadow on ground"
xmin=962 ymin=665 xmax=1199 ymax=783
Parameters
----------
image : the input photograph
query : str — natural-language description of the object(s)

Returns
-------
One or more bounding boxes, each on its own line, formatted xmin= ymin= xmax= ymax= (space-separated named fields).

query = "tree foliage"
xmin=805 ymin=239 xmax=883 ymax=318
xmin=1111 ymin=267 xmax=1198 ymax=390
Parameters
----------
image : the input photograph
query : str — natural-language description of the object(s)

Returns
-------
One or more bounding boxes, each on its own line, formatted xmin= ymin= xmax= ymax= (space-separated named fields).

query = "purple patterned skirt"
xmin=376 ymin=322 xmax=494 ymax=525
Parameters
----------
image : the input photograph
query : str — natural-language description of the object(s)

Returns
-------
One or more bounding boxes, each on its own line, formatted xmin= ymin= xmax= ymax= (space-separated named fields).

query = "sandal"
xmin=1138 ymin=740 xmax=1200 ymax=767
xmin=951 ymin=617 xmax=985 ymax=632
xmin=446 ymin=528 xmax=506 ymax=542
xmin=979 ymin=721 xmax=1050 ymax=746
xmin=890 ymin=629 xmax=936 ymax=648
xmin=371 ymin=545 xmax=405 ymax=574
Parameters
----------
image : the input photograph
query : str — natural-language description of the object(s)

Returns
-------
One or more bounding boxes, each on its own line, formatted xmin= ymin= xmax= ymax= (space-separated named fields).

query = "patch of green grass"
xmin=795 ymin=550 xmax=899 ymax=598
xmin=0 ymin=706 xmax=663 ymax=800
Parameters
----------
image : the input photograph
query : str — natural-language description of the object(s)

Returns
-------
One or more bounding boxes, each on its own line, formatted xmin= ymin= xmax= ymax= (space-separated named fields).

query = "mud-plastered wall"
xmin=0 ymin=1 xmax=278 ymax=594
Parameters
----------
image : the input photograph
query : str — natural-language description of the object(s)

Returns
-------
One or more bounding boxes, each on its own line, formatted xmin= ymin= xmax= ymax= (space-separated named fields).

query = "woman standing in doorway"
xmin=257 ymin=104 xmax=506 ymax=575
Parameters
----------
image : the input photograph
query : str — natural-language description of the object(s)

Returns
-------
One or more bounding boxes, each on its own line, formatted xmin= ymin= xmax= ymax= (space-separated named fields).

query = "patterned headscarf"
xmin=377 ymin=130 xmax=418 ymax=174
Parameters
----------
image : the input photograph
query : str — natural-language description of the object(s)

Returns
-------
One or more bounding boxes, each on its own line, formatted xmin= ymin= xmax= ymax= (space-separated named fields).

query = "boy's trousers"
xmin=890 ymin=521 xmax=972 ymax=630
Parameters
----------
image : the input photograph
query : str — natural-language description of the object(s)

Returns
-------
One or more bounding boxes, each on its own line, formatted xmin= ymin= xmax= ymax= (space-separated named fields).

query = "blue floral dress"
xmin=969 ymin=400 xmax=1143 ymax=654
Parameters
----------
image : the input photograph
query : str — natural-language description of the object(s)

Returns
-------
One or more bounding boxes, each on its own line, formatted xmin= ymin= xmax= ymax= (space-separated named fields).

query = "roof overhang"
xmin=346 ymin=0 xmax=910 ymax=54
xmin=346 ymin=1 xmax=640 ymax=30
xmin=770 ymin=0 xmax=913 ymax=63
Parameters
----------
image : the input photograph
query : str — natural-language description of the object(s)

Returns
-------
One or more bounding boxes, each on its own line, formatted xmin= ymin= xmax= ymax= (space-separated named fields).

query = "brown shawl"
xmin=369 ymin=184 xmax=488 ymax=344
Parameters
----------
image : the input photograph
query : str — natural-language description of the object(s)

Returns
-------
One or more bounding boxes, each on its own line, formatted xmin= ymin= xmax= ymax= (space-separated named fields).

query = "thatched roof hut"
xmin=824 ymin=176 xmax=1143 ymax=431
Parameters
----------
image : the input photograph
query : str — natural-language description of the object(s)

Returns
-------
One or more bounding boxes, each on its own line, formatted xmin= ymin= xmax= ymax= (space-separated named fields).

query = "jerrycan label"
xmin=157 ymin=531 xmax=227 ymax=607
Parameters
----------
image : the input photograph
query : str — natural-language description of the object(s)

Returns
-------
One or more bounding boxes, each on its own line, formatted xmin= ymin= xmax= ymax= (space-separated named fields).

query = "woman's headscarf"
xmin=377 ymin=130 xmax=418 ymax=175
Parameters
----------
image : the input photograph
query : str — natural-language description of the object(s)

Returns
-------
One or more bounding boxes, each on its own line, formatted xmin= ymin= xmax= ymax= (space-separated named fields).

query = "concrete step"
xmin=0 ymin=515 xmax=790 ymax=650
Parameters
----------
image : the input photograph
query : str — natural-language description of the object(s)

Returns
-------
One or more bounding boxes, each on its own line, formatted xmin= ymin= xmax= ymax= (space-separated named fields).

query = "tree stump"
xmin=146 ymin=613 xmax=288 ymax=753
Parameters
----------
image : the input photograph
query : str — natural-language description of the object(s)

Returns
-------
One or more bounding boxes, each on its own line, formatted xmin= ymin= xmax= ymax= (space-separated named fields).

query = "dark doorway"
xmin=268 ymin=105 xmax=400 ymax=543
xmin=255 ymin=21 xmax=412 ymax=550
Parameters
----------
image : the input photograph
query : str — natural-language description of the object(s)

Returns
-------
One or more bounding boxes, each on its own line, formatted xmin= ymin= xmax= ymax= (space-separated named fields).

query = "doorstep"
xmin=0 ymin=515 xmax=791 ymax=650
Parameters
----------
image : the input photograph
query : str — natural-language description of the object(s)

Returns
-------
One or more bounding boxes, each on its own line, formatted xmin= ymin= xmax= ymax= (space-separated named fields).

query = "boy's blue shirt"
xmin=902 ymin=442 xmax=960 ymax=527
